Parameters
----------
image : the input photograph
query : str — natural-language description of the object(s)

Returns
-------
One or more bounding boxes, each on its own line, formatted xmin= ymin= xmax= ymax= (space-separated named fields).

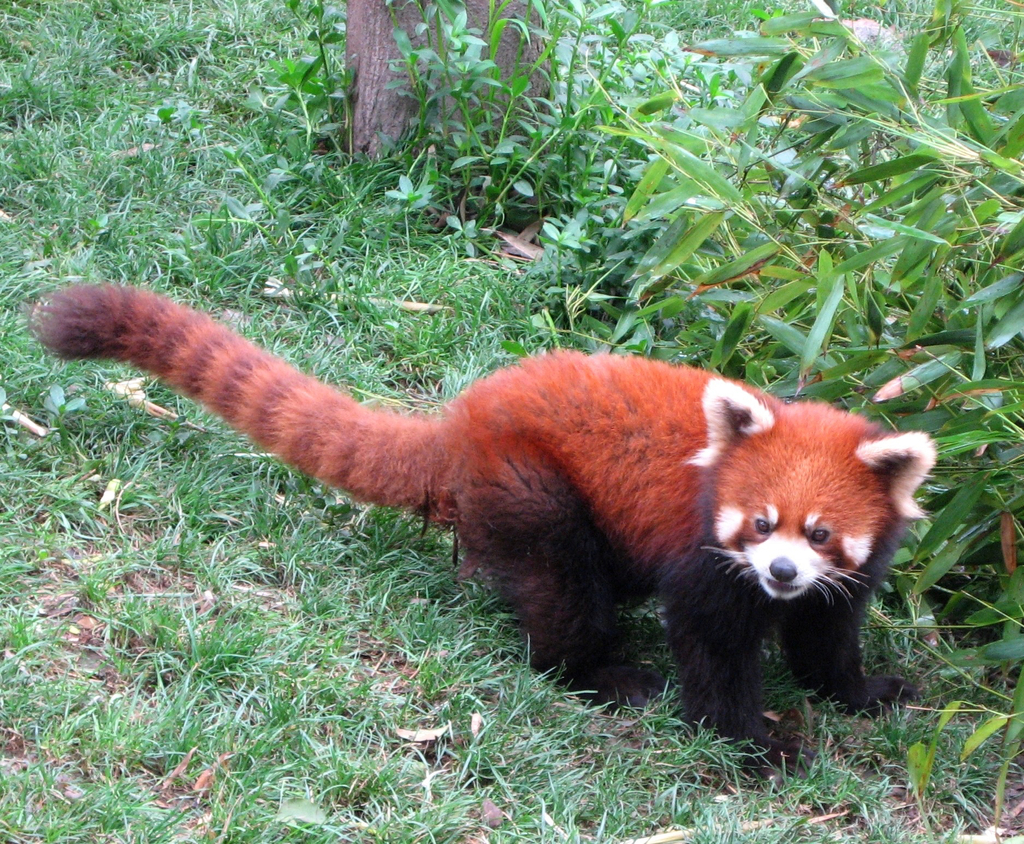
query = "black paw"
xmin=746 ymin=738 xmax=816 ymax=782
xmin=851 ymin=675 xmax=919 ymax=715
xmin=571 ymin=666 xmax=669 ymax=709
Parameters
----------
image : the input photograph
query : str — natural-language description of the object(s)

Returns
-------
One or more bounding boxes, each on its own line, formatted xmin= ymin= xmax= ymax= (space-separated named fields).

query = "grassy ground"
xmin=0 ymin=1 xmax=1014 ymax=842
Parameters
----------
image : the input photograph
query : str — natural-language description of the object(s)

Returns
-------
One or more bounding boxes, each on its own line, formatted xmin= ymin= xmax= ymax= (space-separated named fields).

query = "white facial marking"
xmin=765 ymin=504 xmax=779 ymax=527
xmin=715 ymin=506 xmax=746 ymax=545
xmin=746 ymin=534 xmax=826 ymax=600
xmin=842 ymin=534 xmax=873 ymax=567
xmin=804 ymin=513 xmax=821 ymax=532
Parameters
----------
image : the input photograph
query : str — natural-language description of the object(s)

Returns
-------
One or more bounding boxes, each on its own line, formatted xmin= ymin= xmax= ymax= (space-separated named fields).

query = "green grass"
xmin=0 ymin=0 xmax=1015 ymax=841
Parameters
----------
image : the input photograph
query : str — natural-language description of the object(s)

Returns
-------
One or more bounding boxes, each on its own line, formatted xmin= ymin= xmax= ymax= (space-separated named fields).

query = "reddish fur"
xmin=713 ymin=402 xmax=897 ymax=570
xmin=32 ymin=284 xmax=932 ymax=773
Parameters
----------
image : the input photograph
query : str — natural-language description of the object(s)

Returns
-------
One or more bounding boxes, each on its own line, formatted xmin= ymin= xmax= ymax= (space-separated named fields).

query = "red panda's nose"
xmin=769 ymin=558 xmax=798 ymax=582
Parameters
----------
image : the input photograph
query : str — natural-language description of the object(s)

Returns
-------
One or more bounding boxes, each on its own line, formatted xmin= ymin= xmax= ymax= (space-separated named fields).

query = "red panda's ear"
xmin=690 ymin=379 xmax=775 ymax=468
xmin=855 ymin=431 xmax=937 ymax=519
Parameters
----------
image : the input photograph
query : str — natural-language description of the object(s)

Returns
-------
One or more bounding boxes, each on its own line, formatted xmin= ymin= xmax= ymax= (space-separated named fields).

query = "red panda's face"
xmin=712 ymin=495 xmax=880 ymax=601
xmin=691 ymin=379 xmax=937 ymax=602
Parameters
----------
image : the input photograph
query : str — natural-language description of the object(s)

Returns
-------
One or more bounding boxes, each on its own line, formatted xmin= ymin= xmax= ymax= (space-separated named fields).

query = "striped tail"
xmin=32 ymin=284 xmax=446 ymax=513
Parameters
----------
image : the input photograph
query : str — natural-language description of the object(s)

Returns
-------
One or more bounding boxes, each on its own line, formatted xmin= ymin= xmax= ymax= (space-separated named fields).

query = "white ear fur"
xmin=855 ymin=431 xmax=937 ymax=519
xmin=690 ymin=379 xmax=775 ymax=468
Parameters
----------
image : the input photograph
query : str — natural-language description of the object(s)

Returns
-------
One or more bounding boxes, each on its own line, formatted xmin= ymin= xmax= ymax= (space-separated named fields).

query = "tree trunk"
xmin=345 ymin=0 xmax=544 ymax=157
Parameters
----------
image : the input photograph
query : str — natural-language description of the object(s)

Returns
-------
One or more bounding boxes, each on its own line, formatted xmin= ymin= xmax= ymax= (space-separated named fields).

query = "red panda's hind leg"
xmin=457 ymin=455 xmax=667 ymax=709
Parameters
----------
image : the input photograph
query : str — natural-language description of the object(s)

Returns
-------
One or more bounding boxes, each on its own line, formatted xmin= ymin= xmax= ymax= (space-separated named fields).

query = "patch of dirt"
xmin=0 ymin=726 xmax=35 ymax=776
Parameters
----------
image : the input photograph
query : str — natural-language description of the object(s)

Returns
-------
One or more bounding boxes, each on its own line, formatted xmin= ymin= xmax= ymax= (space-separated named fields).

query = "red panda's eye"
xmin=754 ymin=518 xmax=772 ymax=535
xmin=810 ymin=527 xmax=831 ymax=544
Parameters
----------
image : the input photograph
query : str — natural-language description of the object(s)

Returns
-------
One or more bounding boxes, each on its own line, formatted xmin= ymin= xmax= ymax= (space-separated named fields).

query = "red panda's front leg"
xmin=779 ymin=593 xmax=918 ymax=714
xmin=661 ymin=562 xmax=811 ymax=775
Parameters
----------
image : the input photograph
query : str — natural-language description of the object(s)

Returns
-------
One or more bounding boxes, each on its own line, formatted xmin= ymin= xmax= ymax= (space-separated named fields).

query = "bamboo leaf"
xmin=689 ymin=37 xmax=790 ymax=58
xmin=693 ymin=242 xmax=781 ymax=288
xmin=980 ymin=638 xmax=1024 ymax=662
xmin=903 ymin=31 xmax=929 ymax=92
xmin=986 ymin=294 xmax=1024 ymax=350
xmin=652 ymin=139 xmax=744 ymax=204
xmin=802 ymin=56 xmax=884 ymax=88
xmin=631 ymin=212 xmax=727 ymax=297
xmin=624 ymin=158 xmax=670 ymax=222
xmin=711 ymin=302 xmax=755 ymax=368
xmin=915 ymin=471 xmax=989 ymax=561
xmin=800 ymin=266 xmax=845 ymax=376
xmin=961 ymin=715 xmax=1010 ymax=760
xmin=861 ymin=214 xmax=950 ymax=245
xmin=841 ymin=153 xmax=939 ymax=186
xmin=873 ymin=352 xmax=962 ymax=401
xmin=759 ymin=315 xmax=808 ymax=355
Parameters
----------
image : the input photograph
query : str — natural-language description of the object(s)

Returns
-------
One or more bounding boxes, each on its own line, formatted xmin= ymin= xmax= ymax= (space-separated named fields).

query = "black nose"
xmin=769 ymin=558 xmax=798 ymax=583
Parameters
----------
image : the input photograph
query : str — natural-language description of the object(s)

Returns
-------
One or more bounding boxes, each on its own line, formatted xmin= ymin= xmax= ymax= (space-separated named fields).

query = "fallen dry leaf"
xmin=872 ymin=374 xmax=906 ymax=402
xmin=1002 ymin=512 xmax=1018 ymax=574
xmin=192 ymin=768 xmax=214 ymax=793
xmin=481 ymin=797 xmax=505 ymax=829
xmin=98 ymin=479 xmax=122 ymax=511
xmin=112 ymin=143 xmax=158 ymax=158
xmin=395 ymin=723 xmax=451 ymax=743
xmin=493 ymin=229 xmax=544 ymax=261
xmin=162 ymin=747 xmax=197 ymax=789
xmin=2 ymin=403 xmax=48 ymax=437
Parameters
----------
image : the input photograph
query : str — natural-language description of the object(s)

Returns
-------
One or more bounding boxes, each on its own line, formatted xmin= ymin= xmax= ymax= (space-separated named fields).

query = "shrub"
xmin=598 ymin=0 xmax=1024 ymax=814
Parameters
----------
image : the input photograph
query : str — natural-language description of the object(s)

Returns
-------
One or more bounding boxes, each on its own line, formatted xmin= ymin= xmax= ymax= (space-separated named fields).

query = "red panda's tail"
xmin=32 ymin=284 xmax=447 ymax=514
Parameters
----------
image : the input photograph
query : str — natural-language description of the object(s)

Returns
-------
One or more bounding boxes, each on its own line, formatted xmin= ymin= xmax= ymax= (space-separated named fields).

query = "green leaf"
xmin=1000 ymin=110 xmax=1024 ymax=159
xmin=916 ymin=470 xmax=989 ymax=561
xmin=986 ymin=294 xmax=1024 ymax=350
xmin=692 ymin=243 xmax=781 ymax=288
xmin=949 ymin=28 xmax=994 ymax=144
xmin=759 ymin=12 xmax=819 ymax=34
xmin=500 ymin=340 xmax=529 ymax=357
xmin=907 ymin=272 xmax=945 ymax=342
xmin=914 ymin=542 xmax=963 ymax=594
xmin=802 ymin=56 xmax=885 ymax=89
xmin=861 ymin=172 xmax=943 ymax=215
xmin=276 ymin=798 xmax=328 ymax=825
xmin=759 ymin=52 xmax=802 ymax=104
xmin=759 ymin=316 xmax=807 ymax=355
xmin=861 ymin=214 xmax=950 ymax=245
xmin=800 ymin=264 xmax=845 ymax=376
xmin=652 ymin=138 xmax=744 ymax=204
xmin=875 ymin=352 xmax=962 ymax=401
xmin=758 ymin=279 xmax=814 ymax=314
xmin=962 ymin=715 xmax=1011 ymax=760
xmin=962 ymin=273 xmax=1022 ymax=306
xmin=903 ymin=32 xmax=929 ymax=92
xmin=832 ymin=237 xmax=906 ymax=275
xmin=711 ymin=302 xmax=755 ymax=369
xmin=635 ymin=91 xmax=678 ymax=115
xmin=907 ymin=741 xmax=932 ymax=797
xmin=224 ymin=195 xmax=253 ymax=222
xmin=980 ymin=637 xmax=1024 ymax=662
xmin=631 ymin=212 xmax=727 ymax=296
xmin=995 ymin=214 xmax=1024 ymax=264
xmin=392 ymin=26 xmax=414 ymax=59
xmin=865 ymin=287 xmax=885 ymax=343
xmin=842 ymin=153 xmax=940 ymax=186
xmin=624 ymin=158 xmax=669 ymax=222
xmin=690 ymin=37 xmax=790 ymax=58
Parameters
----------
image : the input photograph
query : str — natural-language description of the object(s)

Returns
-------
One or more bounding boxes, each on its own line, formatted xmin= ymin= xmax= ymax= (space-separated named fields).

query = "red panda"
xmin=31 ymin=284 xmax=936 ymax=772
